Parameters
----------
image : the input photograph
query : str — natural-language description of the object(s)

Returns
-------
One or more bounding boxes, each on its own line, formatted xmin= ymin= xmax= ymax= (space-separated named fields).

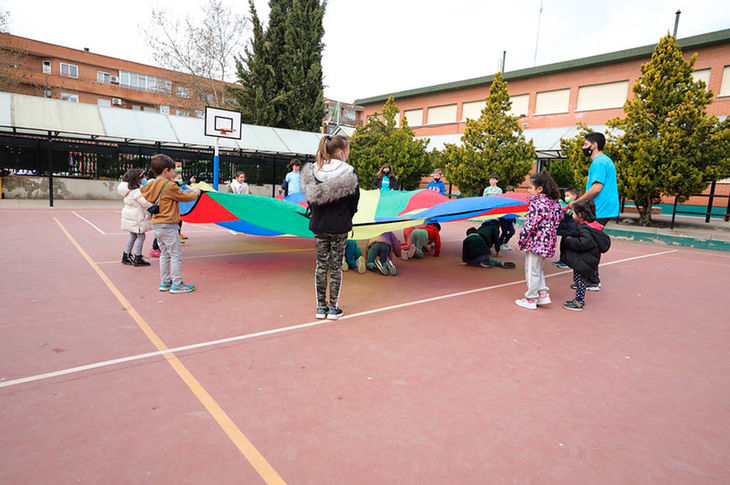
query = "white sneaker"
xmin=356 ymin=256 xmax=366 ymax=274
xmin=587 ymin=283 xmax=601 ymax=291
xmin=536 ymin=293 xmax=551 ymax=305
xmin=501 ymin=244 xmax=512 ymax=251
xmin=515 ymin=298 xmax=537 ymax=310
xmin=342 ymin=256 xmax=349 ymax=271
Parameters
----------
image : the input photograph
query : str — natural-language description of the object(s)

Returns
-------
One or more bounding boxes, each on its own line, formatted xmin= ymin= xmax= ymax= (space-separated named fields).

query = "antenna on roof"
xmin=673 ymin=10 xmax=681 ymax=37
xmin=533 ymin=0 xmax=543 ymax=65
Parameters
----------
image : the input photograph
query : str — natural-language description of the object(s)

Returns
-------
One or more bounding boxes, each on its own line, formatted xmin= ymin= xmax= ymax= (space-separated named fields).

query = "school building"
xmin=354 ymin=28 xmax=730 ymax=154
xmin=0 ymin=33 xmax=233 ymax=118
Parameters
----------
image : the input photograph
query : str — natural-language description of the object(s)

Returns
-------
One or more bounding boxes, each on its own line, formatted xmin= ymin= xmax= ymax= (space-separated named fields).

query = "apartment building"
xmin=0 ymin=33 xmax=232 ymax=117
xmin=354 ymin=29 xmax=730 ymax=138
xmin=322 ymin=98 xmax=364 ymax=134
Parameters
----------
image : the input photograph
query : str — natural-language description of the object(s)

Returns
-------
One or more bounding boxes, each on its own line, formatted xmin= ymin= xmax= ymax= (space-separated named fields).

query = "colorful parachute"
xmin=181 ymin=186 xmax=528 ymax=239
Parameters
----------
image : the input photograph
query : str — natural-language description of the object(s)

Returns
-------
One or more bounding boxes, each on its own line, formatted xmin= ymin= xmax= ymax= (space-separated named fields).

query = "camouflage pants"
xmin=314 ymin=233 xmax=348 ymax=309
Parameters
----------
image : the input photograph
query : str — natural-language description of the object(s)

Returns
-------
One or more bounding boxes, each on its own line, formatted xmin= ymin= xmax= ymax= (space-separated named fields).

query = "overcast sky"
xmin=4 ymin=0 xmax=729 ymax=103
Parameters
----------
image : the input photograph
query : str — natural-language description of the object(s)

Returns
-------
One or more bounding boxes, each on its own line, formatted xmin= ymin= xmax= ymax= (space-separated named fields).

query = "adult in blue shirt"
xmin=371 ymin=163 xmax=398 ymax=191
xmin=569 ymin=132 xmax=619 ymax=291
xmin=425 ymin=169 xmax=446 ymax=195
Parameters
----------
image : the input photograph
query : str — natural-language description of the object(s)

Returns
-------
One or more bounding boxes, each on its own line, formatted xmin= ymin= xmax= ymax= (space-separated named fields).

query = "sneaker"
xmin=515 ymin=298 xmax=538 ymax=310
xmin=159 ymin=280 xmax=172 ymax=291
xmin=179 ymin=236 xmax=186 ymax=244
xmin=180 ymin=233 xmax=189 ymax=240
xmin=122 ymin=252 xmax=134 ymax=266
xmin=403 ymin=244 xmax=416 ymax=260
xmin=386 ymin=259 xmax=397 ymax=276
xmin=536 ymin=293 xmax=551 ymax=305
xmin=316 ymin=306 xmax=329 ymax=319
xmin=327 ymin=307 xmax=344 ymax=320
xmin=501 ymin=261 xmax=516 ymax=269
xmin=552 ymin=261 xmax=568 ymax=268
xmin=373 ymin=258 xmax=388 ymax=275
xmin=149 ymin=249 xmax=161 ymax=258
xmin=132 ymin=254 xmax=151 ymax=267
xmin=563 ymin=299 xmax=585 ymax=311
xmin=342 ymin=256 xmax=349 ymax=272
xmin=501 ymin=244 xmax=512 ymax=251
xmin=573 ymin=283 xmax=601 ymax=291
xmin=356 ymin=256 xmax=366 ymax=274
xmin=170 ymin=282 xmax=196 ymax=294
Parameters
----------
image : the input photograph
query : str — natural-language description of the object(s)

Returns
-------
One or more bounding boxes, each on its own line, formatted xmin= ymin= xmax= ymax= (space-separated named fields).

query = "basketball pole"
xmin=213 ymin=136 xmax=220 ymax=190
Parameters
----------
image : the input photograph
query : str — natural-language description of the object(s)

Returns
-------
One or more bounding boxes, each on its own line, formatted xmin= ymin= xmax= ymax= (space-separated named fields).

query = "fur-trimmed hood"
xmin=301 ymin=159 xmax=359 ymax=205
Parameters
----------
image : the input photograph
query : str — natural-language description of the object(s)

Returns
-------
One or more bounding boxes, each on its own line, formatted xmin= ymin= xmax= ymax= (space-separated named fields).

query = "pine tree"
xmin=281 ymin=0 xmax=325 ymax=131
xmin=441 ymin=72 xmax=535 ymax=196
xmin=230 ymin=0 xmax=279 ymax=126
xmin=607 ymin=34 xmax=730 ymax=225
xmin=349 ymin=97 xmax=432 ymax=190
xmin=266 ymin=0 xmax=292 ymax=124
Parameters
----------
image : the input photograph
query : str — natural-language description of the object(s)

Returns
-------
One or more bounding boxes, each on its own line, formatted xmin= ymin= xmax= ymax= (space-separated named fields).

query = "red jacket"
xmin=403 ymin=224 xmax=441 ymax=256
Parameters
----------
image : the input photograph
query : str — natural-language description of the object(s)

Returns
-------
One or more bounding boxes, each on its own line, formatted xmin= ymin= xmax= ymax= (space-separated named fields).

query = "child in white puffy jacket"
xmin=118 ymin=168 xmax=153 ymax=266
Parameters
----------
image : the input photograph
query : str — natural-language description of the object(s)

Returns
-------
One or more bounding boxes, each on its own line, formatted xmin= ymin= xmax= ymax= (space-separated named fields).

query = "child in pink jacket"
xmin=515 ymin=171 xmax=564 ymax=310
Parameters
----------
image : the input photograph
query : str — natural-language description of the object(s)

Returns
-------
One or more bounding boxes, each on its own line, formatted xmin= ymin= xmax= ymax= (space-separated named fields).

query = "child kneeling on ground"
xmin=366 ymin=231 xmax=402 ymax=275
xmin=460 ymin=227 xmax=515 ymax=268
xmin=562 ymin=200 xmax=611 ymax=311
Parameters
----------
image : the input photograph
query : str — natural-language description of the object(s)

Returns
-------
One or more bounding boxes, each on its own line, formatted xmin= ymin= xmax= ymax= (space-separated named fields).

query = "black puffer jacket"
xmin=301 ymin=160 xmax=360 ymax=235
xmin=563 ymin=222 xmax=611 ymax=282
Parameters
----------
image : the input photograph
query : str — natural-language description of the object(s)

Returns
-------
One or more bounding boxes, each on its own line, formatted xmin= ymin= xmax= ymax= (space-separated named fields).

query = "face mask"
xmin=141 ymin=178 xmax=147 ymax=186
xmin=582 ymin=146 xmax=593 ymax=157
xmin=434 ymin=177 xmax=440 ymax=181
xmin=383 ymin=170 xmax=390 ymax=175
xmin=175 ymin=167 xmax=183 ymax=172
xmin=564 ymin=194 xmax=573 ymax=203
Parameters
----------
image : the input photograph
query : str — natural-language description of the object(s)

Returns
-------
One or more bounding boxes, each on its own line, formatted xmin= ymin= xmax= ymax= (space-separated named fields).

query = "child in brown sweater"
xmin=141 ymin=154 xmax=200 ymax=293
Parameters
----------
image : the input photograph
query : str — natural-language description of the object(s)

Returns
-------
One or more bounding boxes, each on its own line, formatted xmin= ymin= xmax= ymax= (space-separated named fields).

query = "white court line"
xmin=0 ymin=248 xmax=678 ymax=390
xmin=72 ymin=211 xmax=107 ymax=235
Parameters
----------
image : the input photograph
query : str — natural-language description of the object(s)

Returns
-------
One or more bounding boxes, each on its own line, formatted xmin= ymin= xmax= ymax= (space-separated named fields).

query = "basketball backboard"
xmin=204 ymin=106 xmax=242 ymax=140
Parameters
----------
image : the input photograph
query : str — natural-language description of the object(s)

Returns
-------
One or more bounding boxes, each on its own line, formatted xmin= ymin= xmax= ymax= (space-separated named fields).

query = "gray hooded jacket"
xmin=301 ymin=159 xmax=359 ymax=234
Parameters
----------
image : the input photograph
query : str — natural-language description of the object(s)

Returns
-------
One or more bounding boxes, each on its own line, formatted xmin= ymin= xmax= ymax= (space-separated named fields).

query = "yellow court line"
xmin=53 ymin=217 xmax=286 ymax=485
xmin=95 ymin=248 xmax=311 ymax=265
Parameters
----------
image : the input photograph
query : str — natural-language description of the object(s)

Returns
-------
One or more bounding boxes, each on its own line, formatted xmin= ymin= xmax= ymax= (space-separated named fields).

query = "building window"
xmin=61 ymin=92 xmax=79 ymax=103
xmin=194 ymin=110 xmax=205 ymax=119
xmin=508 ymin=94 xmax=530 ymax=117
xmin=97 ymin=71 xmax=111 ymax=83
xmin=176 ymin=110 xmax=190 ymax=117
xmin=427 ymin=104 xmax=457 ymax=125
xmin=718 ymin=66 xmax=730 ymax=96
xmin=132 ymin=105 xmax=141 ymax=111
xmin=119 ymin=70 xmax=171 ymax=94
xmin=42 ymin=60 xmax=51 ymax=74
xmin=461 ymin=100 xmax=485 ymax=121
xmin=576 ymin=81 xmax=628 ymax=111
xmin=97 ymin=98 xmax=111 ymax=107
xmin=159 ymin=105 xmax=170 ymax=115
xmin=60 ymin=63 xmax=78 ymax=79
xmin=534 ymin=88 xmax=570 ymax=115
xmin=403 ymin=108 xmax=423 ymax=127
xmin=176 ymin=86 xmax=190 ymax=98
xmin=692 ymin=69 xmax=711 ymax=89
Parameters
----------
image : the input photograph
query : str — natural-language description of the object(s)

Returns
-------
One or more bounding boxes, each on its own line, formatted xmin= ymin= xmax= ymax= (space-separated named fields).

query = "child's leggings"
xmin=573 ymin=272 xmax=588 ymax=302
xmin=314 ymin=233 xmax=348 ymax=309
xmin=125 ymin=232 xmax=146 ymax=256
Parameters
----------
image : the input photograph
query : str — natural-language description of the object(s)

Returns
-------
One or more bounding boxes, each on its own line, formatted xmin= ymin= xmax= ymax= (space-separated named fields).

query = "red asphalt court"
xmin=1 ymin=207 xmax=729 ymax=484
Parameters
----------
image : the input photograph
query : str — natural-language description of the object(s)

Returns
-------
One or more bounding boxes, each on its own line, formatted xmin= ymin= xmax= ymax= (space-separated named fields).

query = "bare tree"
xmin=142 ymin=0 xmax=248 ymax=111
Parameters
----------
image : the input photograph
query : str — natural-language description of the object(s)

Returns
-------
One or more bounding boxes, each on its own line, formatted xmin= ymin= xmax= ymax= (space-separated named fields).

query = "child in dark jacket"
xmin=301 ymin=135 xmax=360 ymax=320
xmin=461 ymin=227 xmax=515 ymax=268
xmin=554 ymin=187 xmax=579 ymax=268
xmin=562 ymin=200 xmax=611 ymax=311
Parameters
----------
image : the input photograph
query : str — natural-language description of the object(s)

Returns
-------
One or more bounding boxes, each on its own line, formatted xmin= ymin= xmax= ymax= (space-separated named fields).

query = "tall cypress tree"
xmin=607 ymin=34 xmax=730 ymax=225
xmin=441 ymin=72 xmax=535 ymax=196
xmin=230 ymin=0 xmax=278 ymax=126
xmin=281 ymin=0 xmax=326 ymax=132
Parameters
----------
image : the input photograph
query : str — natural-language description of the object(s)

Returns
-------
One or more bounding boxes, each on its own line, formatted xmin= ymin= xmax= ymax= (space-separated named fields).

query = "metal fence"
xmin=0 ymin=133 xmax=313 ymax=197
